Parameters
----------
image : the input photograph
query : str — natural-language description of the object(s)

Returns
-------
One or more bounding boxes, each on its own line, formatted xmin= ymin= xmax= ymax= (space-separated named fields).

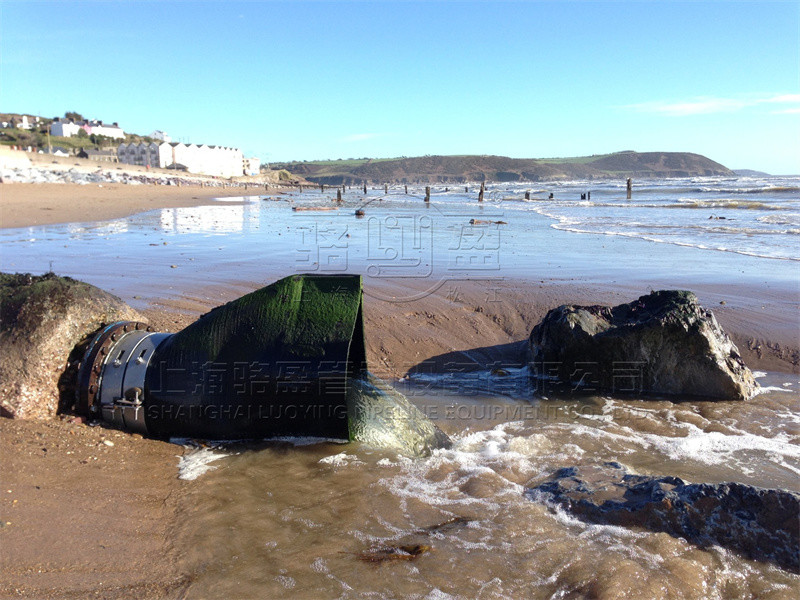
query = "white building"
xmin=151 ymin=130 xmax=172 ymax=143
xmin=51 ymin=118 xmax=125 ymax=139
xmin=244 ymin=157 xmax=261 ymax=176
xmin=83 ymin=120 xmax=125 ymax=139
xmin=118 ymin=141 xmax=244 ymax=177
xmin=50 ymin=119 xmax=83 ymax=137
xmin=17 ymin=115 xmax=32 ymax=130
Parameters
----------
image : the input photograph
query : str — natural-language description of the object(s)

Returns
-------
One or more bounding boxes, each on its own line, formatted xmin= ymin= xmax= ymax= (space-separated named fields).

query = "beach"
xmin=0 ymin=182 xmax=271 ymax=229
xmin=1 ymin=179 xmax=798 ymax=598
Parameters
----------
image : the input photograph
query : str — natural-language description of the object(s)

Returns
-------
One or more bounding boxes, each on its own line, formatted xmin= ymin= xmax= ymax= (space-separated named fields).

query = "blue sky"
xmin=2 ymin=1 xmax=798 ymax=173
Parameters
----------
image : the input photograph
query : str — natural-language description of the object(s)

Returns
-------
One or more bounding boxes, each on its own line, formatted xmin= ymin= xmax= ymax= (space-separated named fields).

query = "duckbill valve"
xmin=76 ymin=274 xmax=450 ymax=457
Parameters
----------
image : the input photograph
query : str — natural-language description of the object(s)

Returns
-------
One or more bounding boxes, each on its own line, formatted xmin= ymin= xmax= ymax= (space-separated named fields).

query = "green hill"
xmin=274 ymin=151 xmax=734 ymax=185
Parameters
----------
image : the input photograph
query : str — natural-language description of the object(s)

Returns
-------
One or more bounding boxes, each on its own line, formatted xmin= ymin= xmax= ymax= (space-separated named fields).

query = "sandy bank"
xmin=0 ymin=183 xmax=287 ymax=229
xmin=0 ymin=418 xmax=186 ymax=599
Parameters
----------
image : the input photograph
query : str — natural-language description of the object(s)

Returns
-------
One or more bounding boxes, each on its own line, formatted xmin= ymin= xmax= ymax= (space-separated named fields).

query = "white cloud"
xmin=623 ymin=93 xmax=800 ymax=117
xmin=763 ymin=94 xmax=800 ymax=104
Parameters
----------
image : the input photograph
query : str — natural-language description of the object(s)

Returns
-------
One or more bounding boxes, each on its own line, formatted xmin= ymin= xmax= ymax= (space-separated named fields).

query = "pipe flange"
xmin=76 ymin=321 xmax=152 ymax=415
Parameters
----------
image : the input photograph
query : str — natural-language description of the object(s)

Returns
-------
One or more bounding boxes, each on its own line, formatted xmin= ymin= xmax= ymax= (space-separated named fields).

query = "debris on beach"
xmin=291 ymin=206 xmax=338 ymax=211
xmin=469 ymin=218 xmax=507 ymax=225
xmin=415 ymin=516 xmax=473 ymax=535
xmin=347 ymin=544 xmax=432 ymax=563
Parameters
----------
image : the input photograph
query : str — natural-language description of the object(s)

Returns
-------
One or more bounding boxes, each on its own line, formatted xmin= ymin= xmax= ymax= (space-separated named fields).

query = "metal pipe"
xmin=76 ymin=274 xmax=450 ymax=455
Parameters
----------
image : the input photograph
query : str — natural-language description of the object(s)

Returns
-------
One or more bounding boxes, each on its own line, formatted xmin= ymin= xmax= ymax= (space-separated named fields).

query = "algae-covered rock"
xmin=0 ymin=272 xmax=142 ymax=419
xmin=528 ymin=290 xmax=757 ymax=400
xmin=527 ymin=462 xmax=799 ymax=571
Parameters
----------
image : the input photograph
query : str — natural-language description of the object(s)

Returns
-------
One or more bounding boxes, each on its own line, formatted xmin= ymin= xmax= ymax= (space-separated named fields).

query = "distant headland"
xmin=272 ymin=151 xmax=734 ymax=185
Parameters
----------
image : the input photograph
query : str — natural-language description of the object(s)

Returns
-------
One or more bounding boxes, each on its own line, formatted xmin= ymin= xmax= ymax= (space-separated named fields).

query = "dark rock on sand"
xmin=528 ymin=290 xmax=757 ymax=400
xmin=0 ymin=272 xmax=141 ymax=419
xmin=527 ymin=462 xmax=800 ymax=571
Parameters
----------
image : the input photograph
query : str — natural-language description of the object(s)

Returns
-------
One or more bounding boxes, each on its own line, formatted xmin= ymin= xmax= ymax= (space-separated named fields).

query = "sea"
xmin=1 ymin=175 xmax=799 ymax=598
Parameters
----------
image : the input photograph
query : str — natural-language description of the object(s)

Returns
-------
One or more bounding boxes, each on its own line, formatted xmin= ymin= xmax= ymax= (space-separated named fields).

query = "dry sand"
xmin=1 ymin=183 xmax=798 ymax=598
xmin=0 ymin=418 xmax=186 ymax=599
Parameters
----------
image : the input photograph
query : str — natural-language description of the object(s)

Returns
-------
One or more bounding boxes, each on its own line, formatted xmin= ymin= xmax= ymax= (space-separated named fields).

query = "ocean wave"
xmin=635 ymin=427 xmax=800 ymax=477
xmin=758 ymin=213 xmax=800 ymax=225
xmin=671 ymin=199 xmax=788 ymax=210
xmin=176 ymin=444 xmax=230 ymax=480
xmin=548 ymin=222 xmax=800 ymax=261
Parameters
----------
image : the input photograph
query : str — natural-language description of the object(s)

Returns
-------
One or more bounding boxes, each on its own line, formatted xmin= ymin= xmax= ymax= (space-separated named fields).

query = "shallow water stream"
xmin=173 ymin=371 xmax=799 ymax=599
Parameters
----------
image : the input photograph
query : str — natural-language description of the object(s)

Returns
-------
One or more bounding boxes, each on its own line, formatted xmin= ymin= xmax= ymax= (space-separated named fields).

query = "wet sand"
xmin=0 ymin=183 xmax=276 ymax=229
xmin=0 ymin=418 xmax=186 ymax=599
xmin=150 ymin=276 xmax=799 ymax=377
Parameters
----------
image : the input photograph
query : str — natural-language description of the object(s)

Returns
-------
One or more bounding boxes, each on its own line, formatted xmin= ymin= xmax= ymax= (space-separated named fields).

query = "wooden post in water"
xmin=336 ymin=188 xmax=342 ymax=202
xmin=424 ymin=186 xmax=431 ymax=202
xmin=626 ymin=178 xmax=632 ymax=199
xmin=363 ymin=183 xmax=367 ymax=194
xmin=405 ymin=185 xmax=408 ymax=194
xmin=465 ymin=186 xmax=469 ymax=193
xmin=525 ymin=191 xmax=530 ymax=200
xmin=320 ymin=183 xmax=325 ymax=192
xmin=384 ymin=184 xmax=388 ymax=194
xmin=478 ymin=181 xmax=485 ymax=202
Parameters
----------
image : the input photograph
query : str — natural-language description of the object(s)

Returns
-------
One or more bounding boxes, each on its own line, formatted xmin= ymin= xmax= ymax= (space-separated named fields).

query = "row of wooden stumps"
xmin=307 ymin=182 xmax=492 ymax=203
xmin=308 ymin=178 xmax=632 ymax=203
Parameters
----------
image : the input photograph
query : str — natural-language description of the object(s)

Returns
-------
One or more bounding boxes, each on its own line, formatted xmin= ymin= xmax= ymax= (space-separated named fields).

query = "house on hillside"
xmin=82 ymin=120 xmax=125 ymax=139
xmin=151 ymin=130 xmax=172 ymax=143
xmin=51 ymin=118 xmax=125 ymax=139
xmin=16 ymin=116 xmax=33 ymax=130
xmin=50 ymin=118 xmax=83 ymax=137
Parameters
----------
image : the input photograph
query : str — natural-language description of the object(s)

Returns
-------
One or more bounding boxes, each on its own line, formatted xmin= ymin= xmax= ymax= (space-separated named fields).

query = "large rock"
xmin=528 ymin=290 xmax=757 ymax=400
xmin=0 ymin=273 xmax=142 ymax=419
xmin=527 ymin=463 xmax=799 ymax=571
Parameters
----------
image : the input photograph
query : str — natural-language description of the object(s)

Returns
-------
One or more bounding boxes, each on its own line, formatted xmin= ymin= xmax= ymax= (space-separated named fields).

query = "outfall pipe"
xmin=77 ymin=274 xmax=367 ymax=440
